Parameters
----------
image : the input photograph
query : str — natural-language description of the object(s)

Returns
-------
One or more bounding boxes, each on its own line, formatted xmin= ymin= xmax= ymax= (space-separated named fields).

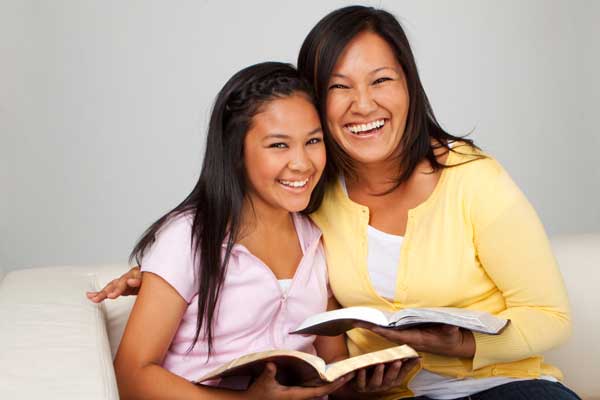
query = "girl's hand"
xmin=86 ymin=266 xmax=142 ymax=303
xmin=246 ymin=362 xmax=353 ymax=400
xmin=350 ymin=358 xmax=419 ymax=396
xmin=363 ymin=324 xmax=475 ymax=358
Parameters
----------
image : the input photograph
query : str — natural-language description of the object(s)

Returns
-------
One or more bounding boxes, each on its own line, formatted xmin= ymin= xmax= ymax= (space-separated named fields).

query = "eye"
xmin=328 ymin=83 xmax=348 ymax=90
xmin=306 ymin=137 xmax=322 ymax=145
xmin=268 ymin=142 xmax=288 ymax=149
xmin=373 ymin=77 xmax=392 ymax=85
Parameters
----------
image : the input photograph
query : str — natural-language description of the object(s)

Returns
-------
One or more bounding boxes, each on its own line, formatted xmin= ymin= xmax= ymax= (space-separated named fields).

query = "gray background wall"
xmin=1 ymin=0 xmax=599 ymax=271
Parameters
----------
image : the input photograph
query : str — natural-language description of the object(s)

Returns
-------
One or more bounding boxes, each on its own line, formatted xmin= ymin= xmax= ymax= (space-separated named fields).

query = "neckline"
xmin=231 ymin=213 xmax=320 ymax=297
xmin=336 ymin=149 xmax=455 ymax=217
xmin=367 ymin=224 xmax=404 ymax=241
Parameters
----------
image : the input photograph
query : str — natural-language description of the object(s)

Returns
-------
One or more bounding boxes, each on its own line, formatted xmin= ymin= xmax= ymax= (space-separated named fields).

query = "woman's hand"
xmin=329 ymin=358 xmax=419 ymax=399
xmin=363 ymin=324 xmax=475 ymax=358
xmin=353 ymin=358 xmax=419 ymax=394
xmin=246 ymin=362 xmax=353 ymax=400
xmin=86 ymin=266 xmax=142 ymax=303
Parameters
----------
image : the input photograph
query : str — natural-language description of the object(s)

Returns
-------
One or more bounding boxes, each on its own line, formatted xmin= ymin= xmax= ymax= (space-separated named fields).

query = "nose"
xmin=350 ymin=86 xmax=377 ymax=115
xmin=288 ymin=147 xmax=311 ymax=172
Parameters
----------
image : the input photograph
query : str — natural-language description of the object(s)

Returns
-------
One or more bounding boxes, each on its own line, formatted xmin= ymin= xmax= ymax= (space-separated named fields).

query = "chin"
xmin=281 ymin=199 xmax=311 ymax=213
xmin=348 ymin=150 xmax=392 ymax=165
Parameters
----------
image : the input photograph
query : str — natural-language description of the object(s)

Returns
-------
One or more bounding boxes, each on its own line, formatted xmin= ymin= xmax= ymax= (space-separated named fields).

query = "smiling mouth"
xmin=345 ymin=119 xmax=386 ymax=136
xmin=277 ymin=177 xmax=310 ymax=189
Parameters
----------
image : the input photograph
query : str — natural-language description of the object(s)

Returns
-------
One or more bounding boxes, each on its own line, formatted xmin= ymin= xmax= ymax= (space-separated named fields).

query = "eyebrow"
xmin=331 ymin=66 xmax=398 ymax=79
xmin=263 ymin=127 xmax=322 ymax=140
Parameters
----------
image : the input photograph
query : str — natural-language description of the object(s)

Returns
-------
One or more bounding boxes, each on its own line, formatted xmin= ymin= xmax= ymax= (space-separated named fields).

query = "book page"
xmin=389 ymin=307 xmax=508 ymax=334
xmin=323 ymin=345 xmax=419 ymax=382
xmin=292 ymin=306 xmax=389 ymax=336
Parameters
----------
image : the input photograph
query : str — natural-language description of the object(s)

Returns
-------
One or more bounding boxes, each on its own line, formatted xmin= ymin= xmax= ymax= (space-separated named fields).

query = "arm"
xmin=114 ymin=273 xmax=350 ymax=400
xmin=358 ymin=160 xmax=570 ymax=368
xmin=114 ymin=272 xmax=245 ymax=400
xmin=468 ymin=162 xmax=571 ymax=369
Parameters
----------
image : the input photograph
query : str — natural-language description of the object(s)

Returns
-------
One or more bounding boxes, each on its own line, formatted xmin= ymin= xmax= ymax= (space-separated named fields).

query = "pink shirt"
xmin=140 ymin=212 xmax=329 ymax=386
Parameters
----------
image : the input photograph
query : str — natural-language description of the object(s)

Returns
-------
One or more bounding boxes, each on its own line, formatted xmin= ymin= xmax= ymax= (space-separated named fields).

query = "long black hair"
xmin=130 ymin=62 xmax=321 ymax=356
xmin=298 ymin=5 xmax=481 ymax=190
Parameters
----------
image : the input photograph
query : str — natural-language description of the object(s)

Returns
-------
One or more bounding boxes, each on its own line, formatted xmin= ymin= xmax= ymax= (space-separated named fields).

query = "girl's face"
xmin=243 ymin=93 xmax=325 ymax=214
xmin=325 ymin=31 xmax=409 ymax=166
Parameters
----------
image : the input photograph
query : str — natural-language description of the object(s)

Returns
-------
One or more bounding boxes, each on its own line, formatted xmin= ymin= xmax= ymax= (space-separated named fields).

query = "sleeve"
xmin=468 ymin=159 xmax=571 ymax=370
xmin=140 ymin=215 xmax=198 ymax=304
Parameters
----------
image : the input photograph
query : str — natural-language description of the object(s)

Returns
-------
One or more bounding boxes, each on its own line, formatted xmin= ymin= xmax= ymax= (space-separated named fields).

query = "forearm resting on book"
xmin=116 ymin=362 xmax=249 ymax=400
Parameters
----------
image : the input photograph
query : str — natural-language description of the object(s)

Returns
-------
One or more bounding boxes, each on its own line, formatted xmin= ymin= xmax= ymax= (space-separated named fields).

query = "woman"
xmin=90 ymin=6 xmax=578 ymax=400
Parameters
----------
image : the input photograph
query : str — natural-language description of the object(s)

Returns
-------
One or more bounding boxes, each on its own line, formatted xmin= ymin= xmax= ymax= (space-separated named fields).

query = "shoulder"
xmin=446 ymin=142 xmax=508 ymax=186
xmin=156 ymin=212 xmax=195 ymax=238
xmin=309 ymin=179 xmax=353 ymax=227
xmin=144 ymin=211 xmax=197 ymax=263
xmin=447 ymin=143 xmax=528 ymax=226
xmin=141 ymin=212 xmax=198 ymax=303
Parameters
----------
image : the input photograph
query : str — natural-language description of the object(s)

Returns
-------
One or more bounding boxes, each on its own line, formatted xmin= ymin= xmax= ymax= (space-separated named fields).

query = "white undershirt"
xmin=278 ymin=279 xmax=292 ymax=293
xmin=366 ymin=225 xmax=402 ymax=300
xmin=339 ymin=176 xmax=556 ymax=399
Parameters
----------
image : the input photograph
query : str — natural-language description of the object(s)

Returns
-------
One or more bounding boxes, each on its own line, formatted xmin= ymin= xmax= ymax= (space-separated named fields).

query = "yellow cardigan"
xmin=310 ymin=145 xmax=571 ymax=399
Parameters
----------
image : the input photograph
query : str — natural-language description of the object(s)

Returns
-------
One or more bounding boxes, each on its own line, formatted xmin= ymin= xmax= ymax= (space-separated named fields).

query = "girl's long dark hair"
xmin=298 ymin=5 xmax=481 ymax=191
xmin=130 ymin=62 xmax=321 ymax=356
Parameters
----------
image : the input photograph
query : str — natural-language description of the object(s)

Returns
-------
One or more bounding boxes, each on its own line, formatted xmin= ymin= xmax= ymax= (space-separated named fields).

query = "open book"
xmin=291 ymin=306 xmax=509 ymax=336
xmin=195 ymin=345 xmax=418 ymax=387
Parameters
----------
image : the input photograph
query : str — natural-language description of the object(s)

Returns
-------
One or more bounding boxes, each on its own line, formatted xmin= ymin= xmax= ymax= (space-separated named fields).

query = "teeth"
xmin=279 ymin=178 xmax=309 ymax=188
xmin=348 ymin=119 xmax=385 ymax=134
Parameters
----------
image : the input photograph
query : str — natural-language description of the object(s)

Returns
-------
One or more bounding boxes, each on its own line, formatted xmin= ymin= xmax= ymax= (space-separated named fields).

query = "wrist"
xmin=458 ymin=329 xmax=476 ymax=358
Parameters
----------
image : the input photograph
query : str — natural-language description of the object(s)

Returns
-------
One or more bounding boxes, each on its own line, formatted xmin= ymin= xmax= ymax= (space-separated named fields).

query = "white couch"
xmin=0 ymin=234 xmax=598 ymax=399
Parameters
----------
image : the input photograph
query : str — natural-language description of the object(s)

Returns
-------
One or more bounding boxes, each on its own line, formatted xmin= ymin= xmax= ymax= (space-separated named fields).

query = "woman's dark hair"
xmin=298 ymin=5 xmax=480 ymax=190
xmin=130 ymin=62 xmax=320 ymax=356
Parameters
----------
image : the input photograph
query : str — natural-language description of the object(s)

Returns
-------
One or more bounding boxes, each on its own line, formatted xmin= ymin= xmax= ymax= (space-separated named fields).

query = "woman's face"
xmin=326 ymin=31 xmax=409 ymax=165
xmin=244 ymin=93 xmax=325 ymax=214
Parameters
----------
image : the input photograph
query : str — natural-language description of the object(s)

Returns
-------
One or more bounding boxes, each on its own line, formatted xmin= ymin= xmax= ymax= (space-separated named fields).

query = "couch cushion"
xmin=0 ymin=266 xmax=118 ymax=400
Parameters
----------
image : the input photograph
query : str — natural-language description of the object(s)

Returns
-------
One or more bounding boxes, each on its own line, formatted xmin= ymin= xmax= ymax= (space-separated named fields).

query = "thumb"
xmin=438 ymin=324 xmax=459 ymax=335
xmin=253 ymin=362 xmax=277 ymax=387
xmin=261 ymin=362 xmax=277 ymax=379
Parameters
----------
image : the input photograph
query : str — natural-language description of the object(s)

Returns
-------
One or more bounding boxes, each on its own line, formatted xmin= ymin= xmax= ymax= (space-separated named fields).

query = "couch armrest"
xmin=87 ymin=264 xmax=137 ymax=359
xmin=0 ymin=266 xmax=119 ymax=400
xmin=545 ymin=234 xmax=600 ymax=400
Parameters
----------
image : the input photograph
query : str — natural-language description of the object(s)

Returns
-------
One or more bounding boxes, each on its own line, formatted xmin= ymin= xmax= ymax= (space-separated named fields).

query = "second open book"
xmin=291 ymin=306 xmax=509 ymax=336
xmin=196 ymin=344 xmax=418 ymax=386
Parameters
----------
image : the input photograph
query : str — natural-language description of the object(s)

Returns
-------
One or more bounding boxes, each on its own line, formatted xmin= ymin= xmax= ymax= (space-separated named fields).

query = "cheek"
xmin=244 ymin=150 xmax=276 ymax=190
xmin=325 ymin=95 xmax=347 ymax=127
xmin=313 ymin=147 xmax=327 ymax=173
xmin=325 ymin=102 xmax=347 ymax=147
xmin=391 ymin=84 xmax=409 ymax=115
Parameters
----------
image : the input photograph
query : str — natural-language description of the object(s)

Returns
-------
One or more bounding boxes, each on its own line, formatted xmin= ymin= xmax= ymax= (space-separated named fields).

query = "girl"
xmin=112 ymin=62 xmax=358 ymax=400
